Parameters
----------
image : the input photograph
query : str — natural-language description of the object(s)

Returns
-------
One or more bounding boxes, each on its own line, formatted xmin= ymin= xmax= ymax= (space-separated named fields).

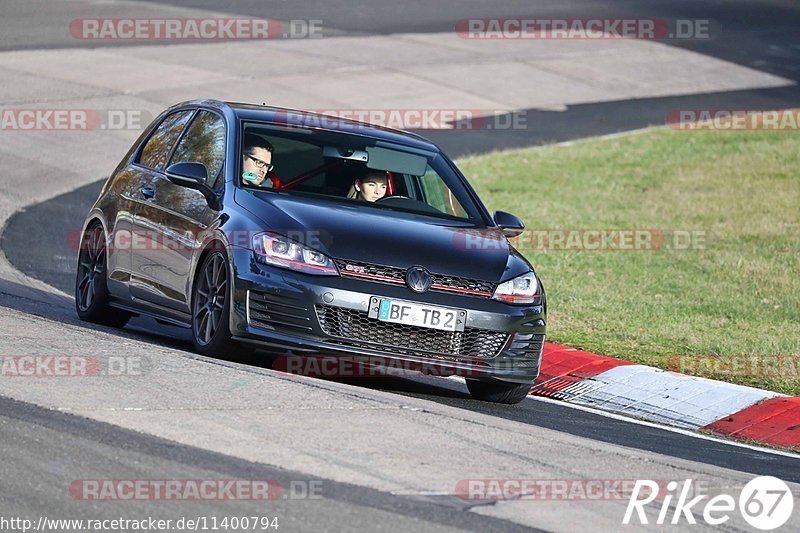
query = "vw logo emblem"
xmin=405 ymin=266 xmax=432 ymax=293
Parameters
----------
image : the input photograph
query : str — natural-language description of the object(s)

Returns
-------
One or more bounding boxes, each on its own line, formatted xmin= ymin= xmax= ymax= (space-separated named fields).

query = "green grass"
xmin=458 ymin=128 xmax=800 ymax=395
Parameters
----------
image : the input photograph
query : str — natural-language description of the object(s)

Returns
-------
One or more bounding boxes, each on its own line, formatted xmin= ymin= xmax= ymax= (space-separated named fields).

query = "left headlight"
xmin=492 ymin=271 xmax=539 ymax=304
xmin=252 ymin=231 xmax=339 ymax=276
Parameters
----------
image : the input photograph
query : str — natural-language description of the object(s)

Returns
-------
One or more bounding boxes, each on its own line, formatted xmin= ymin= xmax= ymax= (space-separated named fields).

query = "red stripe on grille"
xmin=340 ymin=269 xmax=494 ymax=297
xmin=430 ymin=284 xmax=492 ymax=297
xmin=340 ymin=271 xmax=404 ymax=284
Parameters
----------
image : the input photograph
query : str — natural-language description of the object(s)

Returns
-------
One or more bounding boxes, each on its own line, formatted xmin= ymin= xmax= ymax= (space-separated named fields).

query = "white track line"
xmin=444 ymin=375 xmax=797 ymax=458
xmin=527 ymin=394 xmax=800 ymax=460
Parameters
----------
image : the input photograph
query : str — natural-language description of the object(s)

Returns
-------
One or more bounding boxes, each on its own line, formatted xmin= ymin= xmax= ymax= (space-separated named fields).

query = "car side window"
xmin=417 ymin=166 xmax=469 ymax=218
xmin=169 ymin=111 xmax=226 ymax=188
xmin=138 ymin=110 xmax=194 ymax=170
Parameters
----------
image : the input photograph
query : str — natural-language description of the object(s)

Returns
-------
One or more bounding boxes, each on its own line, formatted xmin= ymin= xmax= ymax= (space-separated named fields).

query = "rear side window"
xmin=138 ymin=110 xmax=194 ymax=170
xmin=170 ymin=111 xmax=226 ymax=187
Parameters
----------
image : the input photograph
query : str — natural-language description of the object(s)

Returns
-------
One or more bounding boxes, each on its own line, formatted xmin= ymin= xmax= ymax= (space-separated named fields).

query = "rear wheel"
xmin=75 ymin=222 xmax=131 ymax=328
xmin=466 ymin=379 xmax=532 ymax=404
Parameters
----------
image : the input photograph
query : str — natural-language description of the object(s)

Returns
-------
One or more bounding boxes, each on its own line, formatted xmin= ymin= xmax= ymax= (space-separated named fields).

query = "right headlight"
xmin=252 ymin=231 xmax=339 ymax=276
xmin=492 ymin=271 xmax=540 ymax=304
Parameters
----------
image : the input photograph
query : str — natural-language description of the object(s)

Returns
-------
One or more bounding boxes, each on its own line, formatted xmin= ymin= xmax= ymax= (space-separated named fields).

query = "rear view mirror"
xmin=494 ymin=210 xmax=525 ymax=238
xmin=165 ymin=162 xmax=220 ymax=210
xmin=165 ymin=162 xmax=208 ymax=185
xmin=323 ymin=146 xmax=369 ymax=162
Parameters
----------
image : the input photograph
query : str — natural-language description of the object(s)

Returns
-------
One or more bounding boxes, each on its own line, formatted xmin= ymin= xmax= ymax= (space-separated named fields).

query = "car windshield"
xmin=239 ymin=122 xmax=488 ymax=224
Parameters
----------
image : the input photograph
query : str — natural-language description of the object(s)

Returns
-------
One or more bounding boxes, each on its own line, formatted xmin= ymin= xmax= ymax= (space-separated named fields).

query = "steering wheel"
xmin=374 ymin=195 xmax=443 ymax=215
xmin=376 ymin=195 xmax=410 ymax=203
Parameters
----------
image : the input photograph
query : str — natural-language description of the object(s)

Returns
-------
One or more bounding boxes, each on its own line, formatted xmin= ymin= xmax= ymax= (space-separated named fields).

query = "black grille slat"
xmin=430 ymin=274 xmax=495 ymax=294
xmin=315 ymin=305 xmax=508 ymax=359
xmin=251 ymin=307 xmax=312 ymax=323
xmin=248 ymin=291 xmax=313 ymax=332
xmin=249 ymin=293 xmax=308 ymax=312
xmin=334 ymin=259 xmax=497 ymax=298
xmin=529 ymin=334 xmax=545 ymax=357
xmin=507 ymin=333 xmax=546 ymax=359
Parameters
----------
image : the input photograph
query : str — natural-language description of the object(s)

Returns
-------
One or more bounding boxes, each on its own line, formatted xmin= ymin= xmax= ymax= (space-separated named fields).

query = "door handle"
xmin=140 ymin=187 xmax=155 ymax=200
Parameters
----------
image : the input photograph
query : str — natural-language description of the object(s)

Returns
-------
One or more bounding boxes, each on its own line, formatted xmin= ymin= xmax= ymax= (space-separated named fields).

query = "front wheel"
xmin=466 ymin=379 xmax=532 ymax=404
xmin=191 ymin=251 xmax=243 ymax=359
xmin=75 ymin=222 xmax=130 ymax=328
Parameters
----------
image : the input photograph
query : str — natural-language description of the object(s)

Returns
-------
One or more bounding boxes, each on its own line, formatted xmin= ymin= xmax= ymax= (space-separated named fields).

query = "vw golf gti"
xmin=75 ymin=100 xmax=546 ymax=404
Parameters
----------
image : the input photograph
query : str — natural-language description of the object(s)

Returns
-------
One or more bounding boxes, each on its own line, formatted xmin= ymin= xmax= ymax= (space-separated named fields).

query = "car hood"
xmin=234 ymin=188 xmax=532 ymax=282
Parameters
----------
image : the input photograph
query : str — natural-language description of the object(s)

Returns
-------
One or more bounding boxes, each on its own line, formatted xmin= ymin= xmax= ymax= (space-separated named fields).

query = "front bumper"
xmin=229 ymin=250 xmax=546 ymax=383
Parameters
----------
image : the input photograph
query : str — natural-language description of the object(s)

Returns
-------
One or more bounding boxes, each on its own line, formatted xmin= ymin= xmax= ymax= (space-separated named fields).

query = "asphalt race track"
xmin=2 ymin=1 xmax=800 ymax=155
xmin=1 ymin=1 xmax=800 ymax=531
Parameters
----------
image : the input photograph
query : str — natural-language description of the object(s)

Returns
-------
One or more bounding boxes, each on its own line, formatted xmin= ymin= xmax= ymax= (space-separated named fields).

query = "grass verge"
xmin=458 ymin=127 xmax=800 ymax=395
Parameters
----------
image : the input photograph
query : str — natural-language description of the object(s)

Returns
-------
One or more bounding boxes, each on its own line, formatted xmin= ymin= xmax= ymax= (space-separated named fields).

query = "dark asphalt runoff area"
xmin=0 ymin=393 xmax=536 ymax=533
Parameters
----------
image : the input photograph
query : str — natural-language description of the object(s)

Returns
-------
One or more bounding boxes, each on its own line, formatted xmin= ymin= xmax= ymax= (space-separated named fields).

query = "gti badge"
xmin=345 ymin=263 xmax=366 ymax=273
xmin=405 ymin=266 xmax=432 ymax=293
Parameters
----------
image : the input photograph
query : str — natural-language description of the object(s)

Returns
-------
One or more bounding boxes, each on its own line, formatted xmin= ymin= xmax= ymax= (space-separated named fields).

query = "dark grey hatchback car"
xmin=75 ymin=100 xmax=546 ymax=404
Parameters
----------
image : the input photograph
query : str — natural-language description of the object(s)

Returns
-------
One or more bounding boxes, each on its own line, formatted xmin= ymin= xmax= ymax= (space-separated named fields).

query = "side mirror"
xmin=494 ymin=210 xmax=525 ymax=238
xmin=166 ymin=161 xmax=208 ymax=185
xmin=165 ymin=162 xmax=221 ymax=210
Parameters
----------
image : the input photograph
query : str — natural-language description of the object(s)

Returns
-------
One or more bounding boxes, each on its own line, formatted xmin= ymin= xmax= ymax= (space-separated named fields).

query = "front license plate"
xmin=368 ymin=298 xmax=466 ymax=332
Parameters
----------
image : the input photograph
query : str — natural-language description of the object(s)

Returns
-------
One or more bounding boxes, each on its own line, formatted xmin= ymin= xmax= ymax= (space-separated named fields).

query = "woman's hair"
xmin=347 ymin=171 xmax=388 ymax=199
xmin=362 ymin=171 xmax=389 ymax=183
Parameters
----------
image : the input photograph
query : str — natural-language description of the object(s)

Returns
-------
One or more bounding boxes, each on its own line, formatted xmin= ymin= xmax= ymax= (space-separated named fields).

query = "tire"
xmin=191 ymin=250 xmax=247 ymax=360
xmin=75 ymin=222 xmax=131 ymax=328
xmin=466 ymin=379 xmax=532 ymax=404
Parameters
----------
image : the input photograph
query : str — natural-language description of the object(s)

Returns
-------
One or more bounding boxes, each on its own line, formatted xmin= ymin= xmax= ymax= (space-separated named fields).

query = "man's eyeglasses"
xmin=246 ymin=153 xmax=274 ymax=172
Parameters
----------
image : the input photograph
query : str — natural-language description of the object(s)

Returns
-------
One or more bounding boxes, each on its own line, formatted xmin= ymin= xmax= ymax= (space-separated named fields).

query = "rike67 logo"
xmin=624 ymin=476 xmax=794 ymax=530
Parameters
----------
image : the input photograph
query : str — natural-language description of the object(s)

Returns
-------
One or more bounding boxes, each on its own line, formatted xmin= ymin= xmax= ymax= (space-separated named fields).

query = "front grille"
xmin=315 ymin=304 xmax=509 ymax=359
xmin=334 ymin=259 xmax=497 ymax=298
xmin=430 ymin=273 xmax=497 ymax=296
xmin=248 ymin=291 xmax=313 ymax=333
xmin=334 ymin=259 xmax=406 ymax=284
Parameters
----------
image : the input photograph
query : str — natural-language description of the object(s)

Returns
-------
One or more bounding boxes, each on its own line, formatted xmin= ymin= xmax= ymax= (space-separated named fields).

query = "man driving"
xmin=242 ymin=133 xmax=274 ymax=188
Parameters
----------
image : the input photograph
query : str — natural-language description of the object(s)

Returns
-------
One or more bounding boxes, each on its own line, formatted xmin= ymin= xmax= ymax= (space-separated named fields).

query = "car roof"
xmin=172 ymin=99 xmax=440 ymax=152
